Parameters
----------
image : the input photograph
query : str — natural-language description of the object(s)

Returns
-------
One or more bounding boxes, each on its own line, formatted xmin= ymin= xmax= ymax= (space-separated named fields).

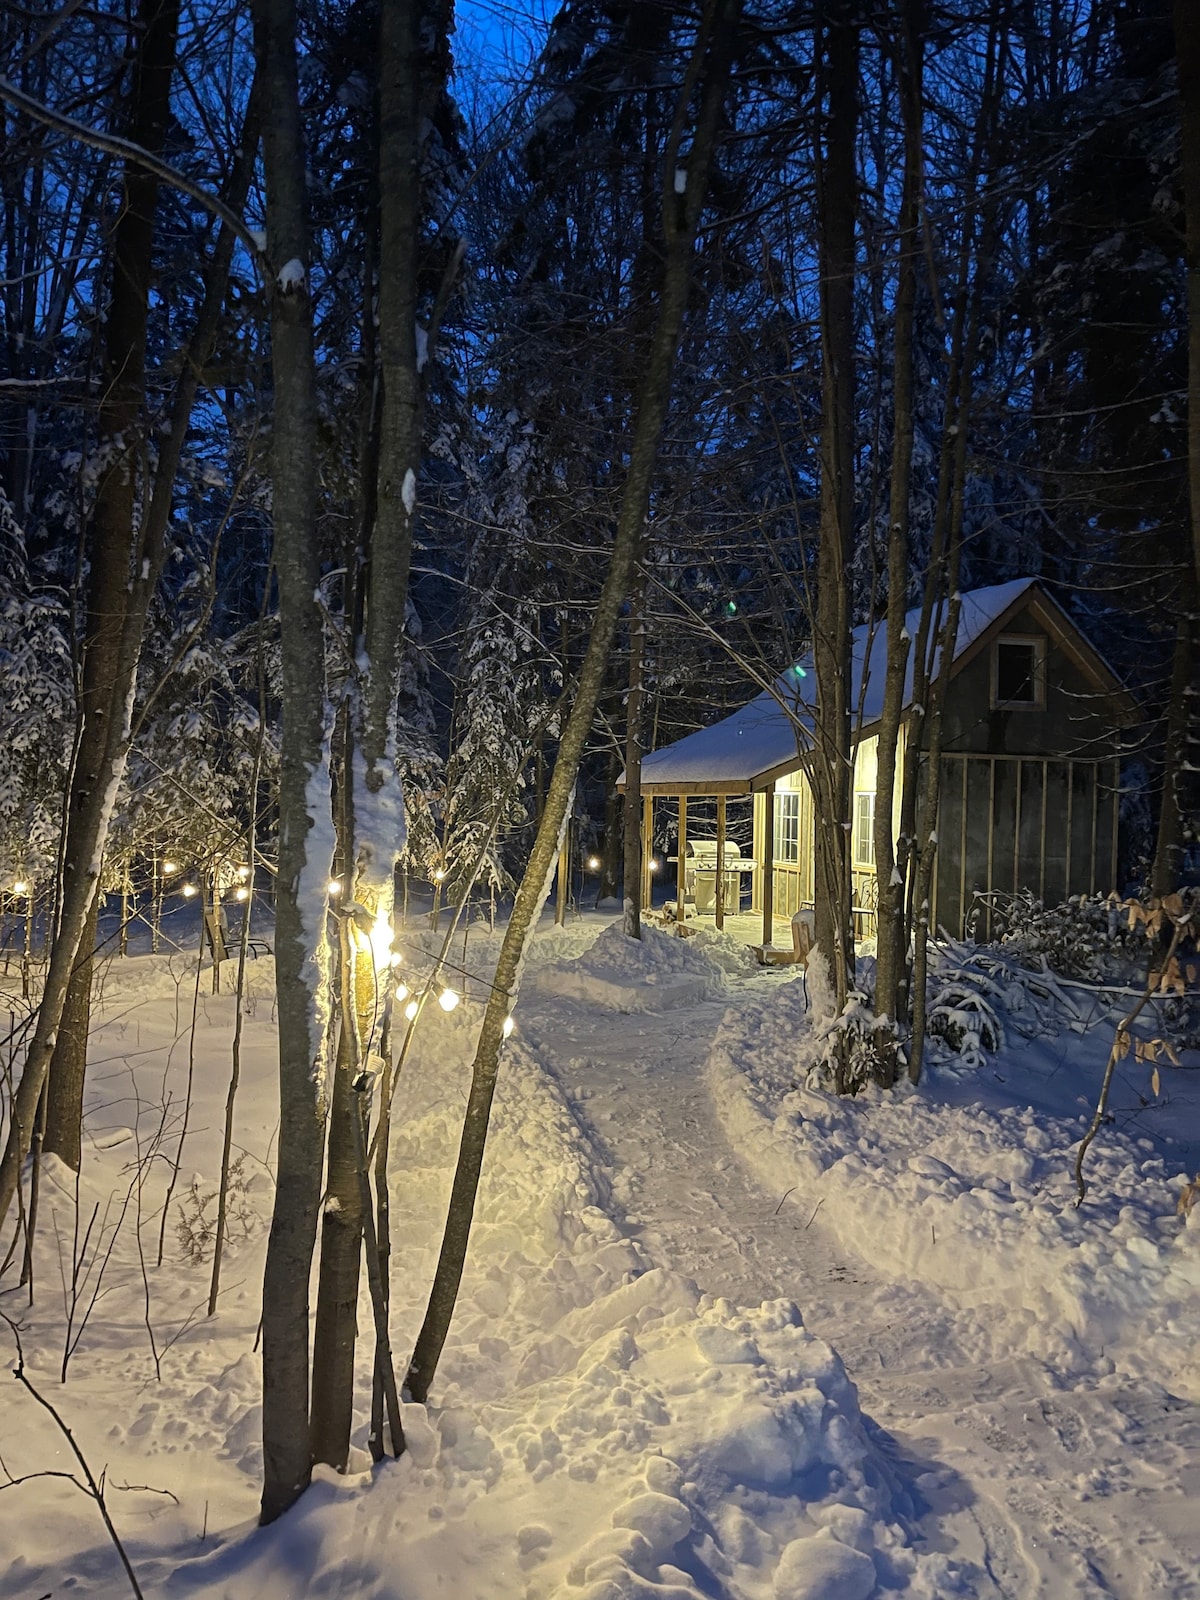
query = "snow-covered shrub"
xmin=808 ymin=989 xmax=879 ymax=1095
xmin=977 ymin=889 xmax=1141 ymax=982
xmin=926 ymin=972 xmax=1005 ymax=1070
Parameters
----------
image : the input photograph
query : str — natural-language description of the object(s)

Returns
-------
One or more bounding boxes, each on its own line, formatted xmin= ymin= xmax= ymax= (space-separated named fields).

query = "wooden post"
xmin=641 ymin=795 xmax=653 ymax=912
xmin=715 ymin=795 xmax=726 ymax=930
xmin=676 ymin=797 xmax=688 ymax=924
xmin=762 ymin=782 xmax=775 ymax=947
xmin=555 ymin=822 xmax=570 ymax=926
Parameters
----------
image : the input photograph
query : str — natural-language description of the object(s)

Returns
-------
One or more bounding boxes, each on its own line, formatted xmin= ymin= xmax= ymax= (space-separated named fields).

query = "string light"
xmin=388 ymin=949 xmax=403 ymax=968
xmin=404 ymin=999 xmax=419 ymax=1021
xmin=587 ymin=856 xmax=601 ymax=871
xmin=438 ymin=988 xmax=460 ymax=1012
xmin=235 ymin=886 xmax=249 ymax=902
xmin=162 ymin=860 xmax=178 ymax=875
xmin=327 ymin=879 xmax=342 ymax=896
xmin=12 ymin=881 xmax=28 ymax=896
xmin=793 ymin=664 xmax=807 ymax=678
xmin=727 ymin=600 xmax=737 ymax=614
xmin=236 ymin=865 xmax=250 ymax=881
xmin=649 ymin=858 xmax=661 ymax=873
xmin=182 ymin=884 xmax=198 ymax=898
xmin=502 ymin=1015 xmax=515 ymax=1038
xmin=432 ymin=867 xmax=446 ymax=883
xmin=395 ymin=983 xmax=409 ymax=1002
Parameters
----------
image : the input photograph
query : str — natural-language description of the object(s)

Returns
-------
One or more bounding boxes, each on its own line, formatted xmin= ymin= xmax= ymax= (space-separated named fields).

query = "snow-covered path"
xmin=522 ymin=976 xmax=1200 ymax=1600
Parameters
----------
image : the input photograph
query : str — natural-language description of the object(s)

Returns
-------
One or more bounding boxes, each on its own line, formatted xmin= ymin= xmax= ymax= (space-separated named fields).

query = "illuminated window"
xmin=991 ymin=635 xmax=1045 ymax=708
xmin=773 ymin=791 xmax=801 ymax=863
xmin=854 ymin=791 xmax=876 ymax=868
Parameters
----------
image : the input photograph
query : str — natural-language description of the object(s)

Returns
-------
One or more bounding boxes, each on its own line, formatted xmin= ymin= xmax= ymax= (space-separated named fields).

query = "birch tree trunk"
xmin=254 ymin=0 xmax=331 ymax=1527
xmin=406 ymin=0 xmax=742 ymax=1403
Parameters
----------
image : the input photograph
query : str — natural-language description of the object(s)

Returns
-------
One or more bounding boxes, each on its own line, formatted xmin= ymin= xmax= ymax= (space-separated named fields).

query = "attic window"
xmin=992 ymin=634 xmax=1045 ymax=708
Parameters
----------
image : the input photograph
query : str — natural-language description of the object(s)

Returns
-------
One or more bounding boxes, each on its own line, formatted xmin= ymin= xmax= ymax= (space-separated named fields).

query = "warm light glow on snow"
xmin=438 ymin=988 xmax=460 ymax=1012
xmin=366 ymin=913 xmax=393 ymax=966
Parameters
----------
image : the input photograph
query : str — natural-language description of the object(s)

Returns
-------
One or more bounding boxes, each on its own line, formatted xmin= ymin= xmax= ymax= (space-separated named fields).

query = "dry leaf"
xmin=1151 ymin=1066 xmax=1160 ymax=1097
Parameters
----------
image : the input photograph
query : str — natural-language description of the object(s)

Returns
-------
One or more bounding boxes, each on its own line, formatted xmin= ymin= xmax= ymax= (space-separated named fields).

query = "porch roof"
xmin=628 ymin=579 xmax=1121 ymax=796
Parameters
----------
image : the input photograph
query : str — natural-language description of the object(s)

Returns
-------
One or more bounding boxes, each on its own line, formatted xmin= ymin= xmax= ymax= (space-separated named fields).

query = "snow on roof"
xmin=638 ymin=578 xmax=1041 ymax=790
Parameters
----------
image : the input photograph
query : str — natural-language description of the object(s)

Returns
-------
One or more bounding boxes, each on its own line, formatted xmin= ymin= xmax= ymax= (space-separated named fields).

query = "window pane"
xmin=996 ymin=641 xmax=1037 ymax=703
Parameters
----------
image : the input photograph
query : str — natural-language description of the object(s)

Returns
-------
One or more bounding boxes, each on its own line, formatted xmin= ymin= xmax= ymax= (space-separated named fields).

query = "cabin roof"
xmin=630 ymin=579 xmax=1127 ymax=795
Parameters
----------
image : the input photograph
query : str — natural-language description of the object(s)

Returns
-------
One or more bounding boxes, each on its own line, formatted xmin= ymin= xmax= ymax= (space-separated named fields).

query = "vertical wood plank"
xmin=642 ymin=795 xmax=653 ymax=912
xmin=762 ymin=782 xmax=775 ymax=947
xmin=676 ymin=797 xmax=688 ymax=924
xmin=715 ymin=795 xmax=727 ymax=930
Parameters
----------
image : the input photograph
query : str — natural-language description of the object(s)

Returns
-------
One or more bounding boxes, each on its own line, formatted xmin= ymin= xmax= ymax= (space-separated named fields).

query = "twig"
xmin=803 ymin=1197 xmax=825 ymax=1229
xmin=773 ymin=1186 xmax=795 ymax=1215
xmin=2 ymin=1312 xmax=145 ymax=1600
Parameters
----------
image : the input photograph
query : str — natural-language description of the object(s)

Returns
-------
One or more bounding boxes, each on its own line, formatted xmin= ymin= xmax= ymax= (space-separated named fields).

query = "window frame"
xmin=773 ymin=790 xmax=801 ymax=864
xmin=853 ymin=790 xmax=876 ymax=868
xmin=990 ymin=633 xmax=1046 ymax=710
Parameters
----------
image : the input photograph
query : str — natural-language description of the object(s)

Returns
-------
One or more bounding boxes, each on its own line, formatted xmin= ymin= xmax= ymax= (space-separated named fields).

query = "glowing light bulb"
xmin=438 ymin=988 xmax=460 ymax=1013
xmin=162 ymin=860 xmax=178 ymax=876
xmin=182 ymin=884 xmax=198 ymax=898
xmin=366 ymin=913 xmax=392 ymax=965
xmin=237 ymin=864 xmax=250 ymax=881
xmin=587 ymin=856 xmax=601 ymax=871
xmin=649 ymin=858 xmax=660 ymax=873
xmin=502 ymin=1015 xmax=515 ymax=1038
xmin=395 ymin=983 xmax=409 ymax=1002
xmin=327 ymin=879 xmax=342 ymax=896
xmin=235 ymin=886 xmax=249 ymax=902
xmin=388 ymin=950 xmax=403 ymax=968
xmin=12 ymin=881 xmax=28 ymax=896
xmin=794 ymin=664 xmax=807 ymax=678
xmin=432 ymin=868 xmax=446 ymax=883
xmin=404 ymin=999 xmax=419 ymax=1021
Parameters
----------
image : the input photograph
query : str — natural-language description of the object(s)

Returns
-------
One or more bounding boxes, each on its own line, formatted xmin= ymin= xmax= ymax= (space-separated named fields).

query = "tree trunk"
xmin=1174 ymin=0 xmax=1200 ymax=597
xmin=406 ymin=0 xmax=742 ymax=1404
xmin=810 ymin=10 xmax=859 ymax=1047
xmin=0 ymin=0 xmax=182 ymax=1226
xmin=42 ymin=895 xmax=99 ymax=1171
xmin=1150 ymin=593 xmax=1195 ymax=896
xmin=871 ymin=0 xmax=922 ymax=1086
xmin=622 ymin=565 xmax=647 ymax=938
xmin=255 ymin=0 xmax=331 ymax=1528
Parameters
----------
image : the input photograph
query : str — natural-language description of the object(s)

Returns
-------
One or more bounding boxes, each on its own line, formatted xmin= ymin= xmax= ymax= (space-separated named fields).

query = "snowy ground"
xmin=1 ymin=913 xmax=1197 ymax=1598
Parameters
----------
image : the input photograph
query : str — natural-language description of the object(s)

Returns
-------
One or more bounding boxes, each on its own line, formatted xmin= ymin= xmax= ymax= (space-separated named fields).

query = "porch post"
xmin=762 ymin=781 xmax=775 ymax=947
xmin=676 ymin=796 xmax=688 ymax=923
xmin=715 ymin=795 xmax=727 ymax=930
xmin=641 ymin=795 xmax=653 ymax=912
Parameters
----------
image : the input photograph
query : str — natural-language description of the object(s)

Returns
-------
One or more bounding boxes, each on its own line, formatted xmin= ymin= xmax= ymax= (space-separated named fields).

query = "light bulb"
xmin=388 ymin=950 xmax=403 ymax=968
xmin=327 ymin=879 xmax=342 ymax=896
xmin=235 ymin=886 xmax=249 ymax=902
xmin=237 ymin=864 xmax=250 ymax=881
xmin=432 ymin=868 xmax=446 ymax=883
xmin=162 ymin=860 xmax=177 ymax=875
xmin=395 ymin=983 xmax=409 ymax=1002
xmin=587 ymin=856 xmax=600 ymax=871
xmin=438 ymin=988 xmax=460 ymax=1013
xmin=649 ymin=858 xmax=660 ymax=873
xmin=404 ymin=999 xmax=419 ymax=1021
xmin=182 ymin=884 xmax=197 ymax=898
xmin=502 ymin=1015 xmax=515 ymax=1038
xmin=12 ymin=881 xmax=28 ymax=896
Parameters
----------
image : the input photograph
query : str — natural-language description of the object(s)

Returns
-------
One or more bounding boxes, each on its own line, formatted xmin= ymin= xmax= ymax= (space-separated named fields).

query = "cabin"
xmin=625 ymin=579 xmax=1133 ymax=950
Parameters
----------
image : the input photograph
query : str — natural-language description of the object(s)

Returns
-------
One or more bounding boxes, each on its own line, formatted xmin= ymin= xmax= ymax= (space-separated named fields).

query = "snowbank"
xmin=528 ymin=921 xmax=734 ymax=1012
xmin=707 ymin=981 xmax=1200 ymax=1397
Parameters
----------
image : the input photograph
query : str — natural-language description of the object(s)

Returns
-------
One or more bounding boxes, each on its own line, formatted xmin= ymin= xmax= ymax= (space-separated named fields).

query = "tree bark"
xmin=810 ymin=9 xmax=859 ymax=1047
xmin=1173 ymin=0 xmax=1200 ymax=598
xmin=42 ymin=896 xmax=99 ymax=1171
xmin=254 ymin=0 xmax=331 ymax=1528
xmin=1149 ymin=591 xmax=1195 ymax=896
xmin=622 ymin=565 xmax=648 ymax=938
xmin=871 ymin=0 xmax=922 ymax=1086
xmin=0 ymin=0 xmax=182 ymax=1223
xmin=406 ymin=0 xmax=742 ymax=1404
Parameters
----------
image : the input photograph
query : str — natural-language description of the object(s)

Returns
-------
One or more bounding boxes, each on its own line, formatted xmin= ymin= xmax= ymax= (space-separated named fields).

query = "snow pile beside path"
xmin=707 ymin=982 xmax=1200 ymax=1396
xmin=528 ymin=921 xmax=731 ymax=1012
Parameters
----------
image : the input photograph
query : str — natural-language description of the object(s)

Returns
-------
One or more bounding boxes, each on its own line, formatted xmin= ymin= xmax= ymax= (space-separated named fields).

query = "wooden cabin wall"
xmin=932 ymin=754 xmax=1121 ymax=937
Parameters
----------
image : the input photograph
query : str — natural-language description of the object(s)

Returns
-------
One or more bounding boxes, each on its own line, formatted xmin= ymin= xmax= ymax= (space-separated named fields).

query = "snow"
xmin=2 ymin=912 xmax=1197 ymax=1598
xmin=635 ymin=579 xmax=1089 ymax=789
xmin=276 ymin=258 xmax=306 ymax=294
xmin=402 ymin=466 xmax=418 ymax=515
